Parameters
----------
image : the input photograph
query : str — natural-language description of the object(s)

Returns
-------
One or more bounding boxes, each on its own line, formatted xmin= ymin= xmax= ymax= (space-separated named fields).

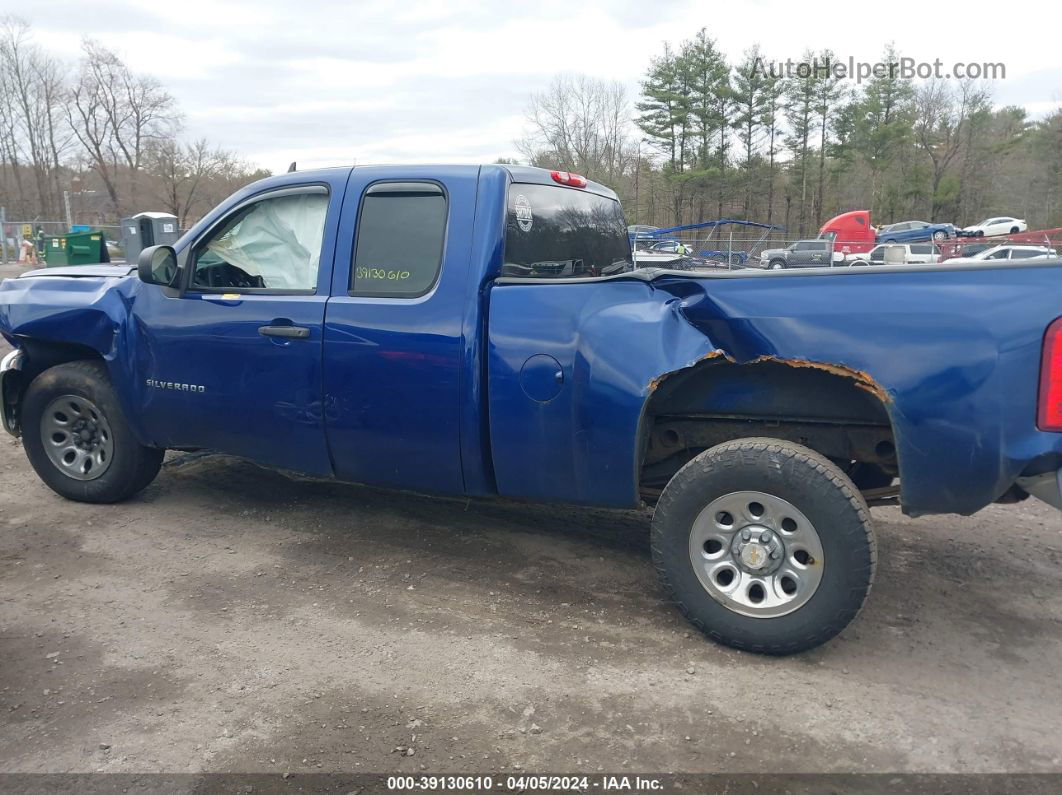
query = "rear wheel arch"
xmin=639 ymin=357 xmax=899 ymax=501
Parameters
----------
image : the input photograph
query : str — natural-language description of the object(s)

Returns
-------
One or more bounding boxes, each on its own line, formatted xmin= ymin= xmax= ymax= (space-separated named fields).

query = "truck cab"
xmin=760 ymin=239 xmax=839 ymax=269
xmin=2 ymin=164 xmax=1060 ymax=656
xmin=819 ymin=210 xmax=876 ymax=255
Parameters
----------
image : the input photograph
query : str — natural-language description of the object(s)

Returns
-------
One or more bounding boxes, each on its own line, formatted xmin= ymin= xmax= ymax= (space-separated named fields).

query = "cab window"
xmin=191 ymin=189 xmax=329 ymax=292
xmin=351 ymin=182 xmax=447 ymax=297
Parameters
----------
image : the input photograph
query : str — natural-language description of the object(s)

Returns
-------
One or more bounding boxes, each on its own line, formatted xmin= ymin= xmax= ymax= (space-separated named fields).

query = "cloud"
xmin=10 ymin=0 xmax=1058 ymax=174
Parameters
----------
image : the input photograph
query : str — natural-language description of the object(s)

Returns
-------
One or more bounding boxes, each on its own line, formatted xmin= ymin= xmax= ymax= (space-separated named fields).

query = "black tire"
xmin=768 ymin=259 xmax=786 ymax=270
xmin=850 ymin=259 xmax=870 ymax=267
xmin=976 ymin=230 xmax=984 ymax=237
xmin=22 ymin=360 xmax=164 ymax=503
xmin=932 ymin=230 xmax=947 ymax=242
xmin=651 ymin=438 xmax=876 ymax=655
xmin=1009 ymin=227 xmax=1019 ymax=235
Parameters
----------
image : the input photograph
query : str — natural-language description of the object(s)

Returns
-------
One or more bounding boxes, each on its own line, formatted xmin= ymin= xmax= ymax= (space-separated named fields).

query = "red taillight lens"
xmin=1038 ymin=317 xmax=1062 ymax=431
xmin=550 ymin=170 xmax=587 ymax=188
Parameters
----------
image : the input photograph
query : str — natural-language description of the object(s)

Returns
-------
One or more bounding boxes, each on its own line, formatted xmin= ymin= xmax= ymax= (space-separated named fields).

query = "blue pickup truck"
xmin=1 ymin=165 xmax=1059 ymax=654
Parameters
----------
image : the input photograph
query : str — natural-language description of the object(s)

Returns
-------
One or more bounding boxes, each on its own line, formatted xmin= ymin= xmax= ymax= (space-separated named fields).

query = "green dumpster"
xmin=42 ymin=231 xmax=110 ymax=266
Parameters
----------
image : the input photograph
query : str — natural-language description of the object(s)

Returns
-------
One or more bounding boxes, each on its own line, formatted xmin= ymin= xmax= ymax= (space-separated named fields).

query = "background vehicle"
xmin=818 ymin=210 xmax=875 ymax=256
xmin=876 ymin=220 xmax=955 ymax=244
xmin=1 ymin=164 xmax=1060 ymax=656
xmin=961 ymin=217 xmax=1027 ymax=237
xmin=760 ymin=239 xmax=839 ymax=269
xmin=946 ymin=244 xmax=1057 ymax=264
xmin=848 ymin=243 xmax=941 ymax=266
xmin=634 ymin=219 xmax=783 ymax=268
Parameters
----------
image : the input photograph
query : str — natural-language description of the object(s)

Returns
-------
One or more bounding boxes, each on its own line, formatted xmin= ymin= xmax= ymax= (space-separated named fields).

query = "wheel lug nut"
xmin=741 ymin=530 xmax=751 ymax=541
xmin=761 ymin=531 xmax=772 ymax=543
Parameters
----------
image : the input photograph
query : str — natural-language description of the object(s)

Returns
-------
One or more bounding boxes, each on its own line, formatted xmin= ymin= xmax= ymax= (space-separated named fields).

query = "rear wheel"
xmin=22 ymin=360 xmax=164 ymax=503
xmin=651 ymin=438 xmax=876 ymax=654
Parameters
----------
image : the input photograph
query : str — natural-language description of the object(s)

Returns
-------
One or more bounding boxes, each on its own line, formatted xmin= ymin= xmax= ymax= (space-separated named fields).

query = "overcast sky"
xmin=10 ymin=0 xmax=1061 ymax=173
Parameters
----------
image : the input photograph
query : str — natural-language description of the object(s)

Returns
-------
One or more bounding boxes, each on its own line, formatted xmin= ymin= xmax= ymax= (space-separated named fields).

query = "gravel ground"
xmin=0 ymin=261 xmax=1060 ymax=777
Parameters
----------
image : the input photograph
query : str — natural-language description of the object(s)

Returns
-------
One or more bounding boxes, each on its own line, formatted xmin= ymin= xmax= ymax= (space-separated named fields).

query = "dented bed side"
xmin=486 ymin=264 xmax=1062 ymax=516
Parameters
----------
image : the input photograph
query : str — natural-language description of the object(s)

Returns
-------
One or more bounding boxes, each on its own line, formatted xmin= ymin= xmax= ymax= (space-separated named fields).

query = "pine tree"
xmin=732 ymin=45 xmax=771 ymax=218
xmin=636 ymin=43 xmax=691 ymax=223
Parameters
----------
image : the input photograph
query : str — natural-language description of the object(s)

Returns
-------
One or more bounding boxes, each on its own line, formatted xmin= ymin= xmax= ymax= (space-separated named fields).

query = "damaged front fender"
xmin=0 ymin=268 xmax=150 ymax=443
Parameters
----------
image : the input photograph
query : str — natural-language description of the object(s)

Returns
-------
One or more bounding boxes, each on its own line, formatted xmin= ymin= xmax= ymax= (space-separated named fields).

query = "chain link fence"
xmin=1 ymin=221 xmax=123 ymax=264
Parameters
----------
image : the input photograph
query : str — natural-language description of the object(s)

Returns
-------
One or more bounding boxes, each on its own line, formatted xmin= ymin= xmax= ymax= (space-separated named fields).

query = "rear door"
xmin=321 ymin=166 xmax=479 ymax=494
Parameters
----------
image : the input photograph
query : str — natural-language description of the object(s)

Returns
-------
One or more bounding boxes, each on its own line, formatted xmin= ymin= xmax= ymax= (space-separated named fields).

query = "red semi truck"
xmin=818 ymin=211 xmax=876 ymax=255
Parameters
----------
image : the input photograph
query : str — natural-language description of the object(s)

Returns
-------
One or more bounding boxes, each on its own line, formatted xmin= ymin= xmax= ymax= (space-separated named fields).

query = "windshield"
xmin=503 ymin=183 xmax=633 ymax=278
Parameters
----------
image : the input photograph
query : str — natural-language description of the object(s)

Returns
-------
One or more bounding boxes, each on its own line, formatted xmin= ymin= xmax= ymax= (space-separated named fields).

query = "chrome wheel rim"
xmin=40 ymin=394 xmax=114 ymax=481
xmin=688 ymin=490 xmax=825 ymax=618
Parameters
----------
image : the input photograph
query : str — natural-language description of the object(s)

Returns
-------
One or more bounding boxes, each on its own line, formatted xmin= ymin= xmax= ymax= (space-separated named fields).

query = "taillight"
xmin=1038 ymin=317 xmax=1062 ymax=431
xmin=550 ymin=170 xmax=587 ymax=188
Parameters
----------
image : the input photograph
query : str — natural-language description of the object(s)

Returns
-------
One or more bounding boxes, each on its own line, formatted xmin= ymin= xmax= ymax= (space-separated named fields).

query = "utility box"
xmin=120 ymin=212 xmax=179 ymax=263
xmin=42 ymin=231 xmax=110 ymax=266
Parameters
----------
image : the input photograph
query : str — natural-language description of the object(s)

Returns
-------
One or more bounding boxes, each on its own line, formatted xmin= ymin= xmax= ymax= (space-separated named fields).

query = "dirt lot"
xmin=0 ymin=266 xmax=1060 ymax=777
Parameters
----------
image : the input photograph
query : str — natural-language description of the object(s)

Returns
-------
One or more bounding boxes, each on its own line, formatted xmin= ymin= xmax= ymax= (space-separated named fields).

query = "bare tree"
xmin=0 ymin=16 xmax=68 ymax=216
xmin=913 ymin=78 xmax=990 ymax=220
xmin=147 ymin=137 xmax=229 ymax=227
xmin=67 ymin=38 xmax=179 ymax=215
xmin=517 ymin=74 xmax=633 ymax=184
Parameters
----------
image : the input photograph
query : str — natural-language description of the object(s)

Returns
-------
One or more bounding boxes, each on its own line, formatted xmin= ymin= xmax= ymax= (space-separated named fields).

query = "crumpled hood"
xmin=0 ymin=267 xmax=138 ymax=352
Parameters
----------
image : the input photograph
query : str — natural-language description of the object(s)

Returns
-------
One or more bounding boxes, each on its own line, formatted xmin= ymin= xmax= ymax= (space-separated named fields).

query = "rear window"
xmin=502 ymin=184 xmax=632 ymax=278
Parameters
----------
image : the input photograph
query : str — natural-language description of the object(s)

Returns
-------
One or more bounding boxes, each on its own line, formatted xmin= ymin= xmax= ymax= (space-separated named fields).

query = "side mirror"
xmin=138 ymin=245 xmax=179 ymax=287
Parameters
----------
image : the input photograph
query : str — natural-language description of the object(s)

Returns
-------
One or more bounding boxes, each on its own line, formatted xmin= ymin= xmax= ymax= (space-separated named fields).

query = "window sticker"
xmin=514 ymin=194 xmax=533 ymax=233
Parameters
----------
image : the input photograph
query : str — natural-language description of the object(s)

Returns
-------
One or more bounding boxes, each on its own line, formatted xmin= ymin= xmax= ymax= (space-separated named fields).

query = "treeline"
xmin=0 ymin=16 xmax=268 ymax=228
xmin=517 ymin=31 xmax=1062 ymax=237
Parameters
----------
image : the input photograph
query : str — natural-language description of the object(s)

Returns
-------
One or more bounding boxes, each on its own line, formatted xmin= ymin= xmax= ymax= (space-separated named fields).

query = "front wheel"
xmin=768 ymin=259 xmax=786 ymax=270
xmin=651 ymin=438 xmax=876 ymax=654
xmin=932 ymin=230 xmax=947 ymax=242
xmin=22 ymin=360 xmax=164 ymax=503
xmin=1010 ymin=227 xmax=1019 ymax=234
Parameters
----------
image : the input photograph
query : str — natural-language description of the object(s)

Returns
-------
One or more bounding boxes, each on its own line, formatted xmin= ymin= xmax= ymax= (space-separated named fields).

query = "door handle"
xmin=258 ymin=325 xmax=310 ymax=339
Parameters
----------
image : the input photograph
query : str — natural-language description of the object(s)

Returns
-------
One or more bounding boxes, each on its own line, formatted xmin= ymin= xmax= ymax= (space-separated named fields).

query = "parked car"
xmin=848 ymin=243 xmax=941 ymax=266
xmin=877 ymin=220 xmax=955 ymax=244
xmin=633 ymin=239 xmax=688 ymax=267
xmin=945 ymin=244 xmax=1058 ymax=264
xmin=647 ymin=240 xmax=688 ymax=254
xmin=961 ymin=217 xmax=1027 ymax=237
xmin=759 ymin=239 xmax=841 ymax=269
xmin=2 ymin=164 xmax=1061 ymax=656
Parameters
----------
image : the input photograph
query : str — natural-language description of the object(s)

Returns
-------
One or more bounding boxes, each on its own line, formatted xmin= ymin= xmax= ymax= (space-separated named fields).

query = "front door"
xmin=130 ymin=180 xmax=344 ymax=476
